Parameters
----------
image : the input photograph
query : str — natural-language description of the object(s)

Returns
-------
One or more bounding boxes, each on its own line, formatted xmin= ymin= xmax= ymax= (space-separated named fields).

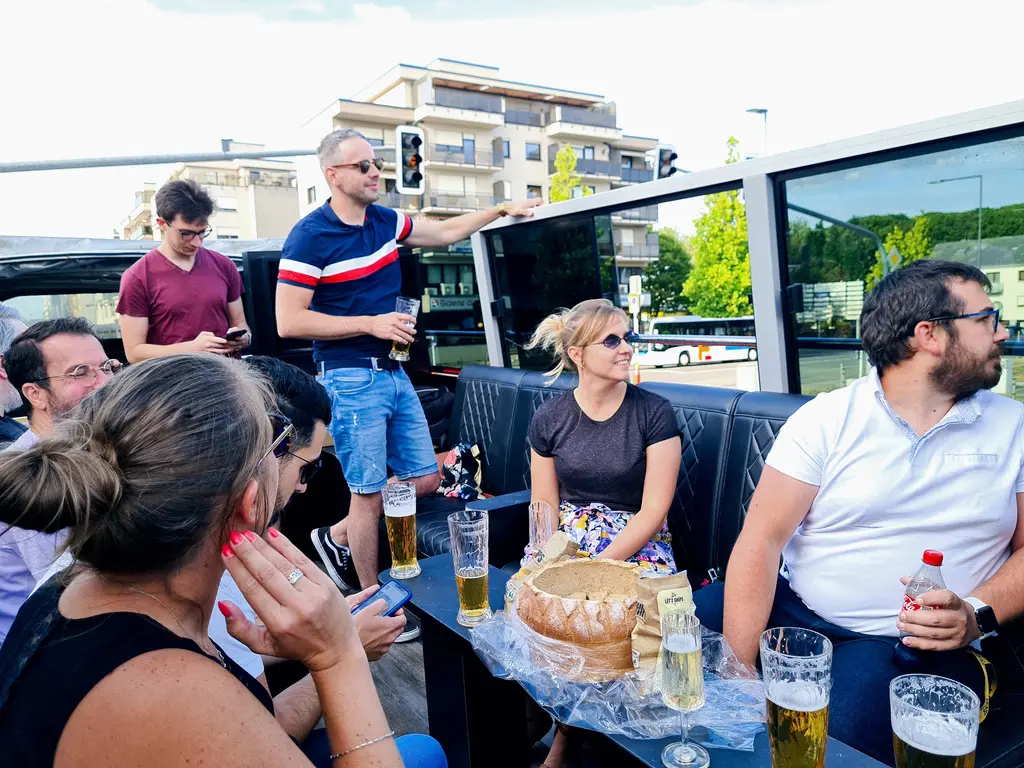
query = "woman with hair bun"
xmin=525 ymin=298 xmax=682 ymax=575
xmin=0 ymin=354 xmax=407 ymax=767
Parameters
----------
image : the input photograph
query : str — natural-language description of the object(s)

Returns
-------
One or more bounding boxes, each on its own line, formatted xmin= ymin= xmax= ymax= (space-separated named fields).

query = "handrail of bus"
xmin=424 ymin=329 xmax=486 ymax=338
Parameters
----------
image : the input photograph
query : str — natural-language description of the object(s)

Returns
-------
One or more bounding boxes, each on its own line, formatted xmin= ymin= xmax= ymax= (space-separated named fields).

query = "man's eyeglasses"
xmin=925 ymin=308 xmax=1001 ymax=331
xmin=30 ymin=359 xmax=122 ymax=385
xmin=330 ymin=158 xmax=385 ymax=174
xmin=168 ymin=225 xmax=213 ymax=242
xmin=260 ymin=413 xmax=295 ymax=464
xmin=588 ymin=333 xmax=638 ymax=350
xmin=288 ymin=453 xmax=323 ymax=485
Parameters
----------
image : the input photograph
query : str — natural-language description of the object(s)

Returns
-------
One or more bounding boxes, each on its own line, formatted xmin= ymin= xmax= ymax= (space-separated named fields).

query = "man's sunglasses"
xmin=925 ymin=308 xmax=1001 ymax=331
xmin=588 ymin=332 xmax=639 ymax=350
xmin=260 ymin=413 xmax=294 ymax=464
xmin=288 ymin=453 xmax=323 ymax=485
xmin=330 ymin=158 xmax=385 ymax=174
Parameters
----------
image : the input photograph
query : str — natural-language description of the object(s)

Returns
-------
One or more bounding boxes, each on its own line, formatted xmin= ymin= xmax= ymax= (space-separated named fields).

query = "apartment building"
xmin=295 ymin=59 xmax=662 ymax=309
xmin=118 ymin=141 xmax=300 ymax=241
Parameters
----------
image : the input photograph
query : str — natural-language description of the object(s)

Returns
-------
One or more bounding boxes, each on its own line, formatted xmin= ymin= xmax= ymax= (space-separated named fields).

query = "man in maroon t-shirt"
xmin=117 ymin=179 xmax=251 ymax=362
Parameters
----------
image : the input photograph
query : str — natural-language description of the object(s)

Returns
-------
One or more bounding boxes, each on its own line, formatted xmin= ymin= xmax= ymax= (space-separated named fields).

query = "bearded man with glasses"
xmin=0 ymin=317 xmax=119 ymax=646
xmin=275 ymin=129 xmax=541 ymax=639
xmin=116 ymin=179 xmax=252 ymax=363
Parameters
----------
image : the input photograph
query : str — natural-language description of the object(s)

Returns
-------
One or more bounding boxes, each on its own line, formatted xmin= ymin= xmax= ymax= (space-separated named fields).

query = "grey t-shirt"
xmin=527 ymin=384 xmax=679 ymax=513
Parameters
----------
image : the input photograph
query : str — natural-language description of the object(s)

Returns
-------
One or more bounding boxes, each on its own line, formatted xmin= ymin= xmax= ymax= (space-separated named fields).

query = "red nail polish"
xmin=243 ymin=530 xmax=257 ymax=542
xmin=229 ymin=531 xmax=243 ymax=546
xmin=268 ymin=526 xmax=280 ymax=539
xmin=217 ymin=601 xmax=232 ymax=618
xmin=221 ymin=544 xmax=234 ymax=558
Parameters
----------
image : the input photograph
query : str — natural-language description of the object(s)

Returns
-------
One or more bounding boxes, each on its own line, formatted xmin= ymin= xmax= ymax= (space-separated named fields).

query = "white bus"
xmin=634 ymin=316 xmax=757 ymax=367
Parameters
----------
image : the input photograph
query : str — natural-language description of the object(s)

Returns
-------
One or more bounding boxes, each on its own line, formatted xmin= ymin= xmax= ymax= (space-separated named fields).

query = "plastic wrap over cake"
xmin=472 ymin=560 xmax=767 ymax=749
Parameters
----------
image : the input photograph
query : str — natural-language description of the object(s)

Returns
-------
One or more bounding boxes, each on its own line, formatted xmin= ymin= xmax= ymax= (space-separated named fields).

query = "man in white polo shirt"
xmin=694 ymin=259 xmax=1024 ymax=763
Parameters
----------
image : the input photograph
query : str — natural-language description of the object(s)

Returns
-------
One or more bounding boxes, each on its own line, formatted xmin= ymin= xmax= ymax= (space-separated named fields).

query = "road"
xmin=636 ymin=349 xmax=868 ymax=393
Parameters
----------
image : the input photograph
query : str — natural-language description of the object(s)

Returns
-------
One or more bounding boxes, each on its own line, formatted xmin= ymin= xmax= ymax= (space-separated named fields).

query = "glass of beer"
xmin=760 ymin=627 xmax=833 ymax=768
xmin=447 ymin=508 xmax=491 ymax=627
xmin=382 ymin=481 xmax=420 ymax=579
xmin=389 ymin=297 xmax=420 ymax=361
xmin=890 ymin=675 xmax=979 ymax=768
xmin=660 ymin=611 xmax=710 ymax=768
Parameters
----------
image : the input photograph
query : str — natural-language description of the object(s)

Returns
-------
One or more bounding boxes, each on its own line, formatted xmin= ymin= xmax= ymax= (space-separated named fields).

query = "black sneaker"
xmin=396 ymin=613 xmax=421 ymax=643
xmin=309 ymin=527 xmax=356 ymax=591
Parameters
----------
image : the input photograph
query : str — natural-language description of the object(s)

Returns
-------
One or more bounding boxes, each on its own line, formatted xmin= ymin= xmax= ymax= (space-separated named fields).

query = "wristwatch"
xmin=497 ymin=202 xmax=508 ymax=217
xmin=964 ymin=597 xmax=999 ymax=639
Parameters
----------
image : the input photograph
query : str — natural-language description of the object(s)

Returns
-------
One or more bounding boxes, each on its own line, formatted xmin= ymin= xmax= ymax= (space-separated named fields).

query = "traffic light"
xmin=395 ymin=125 xmax=425 ymax=196
xmin=656 ymin=145 xmax=678 ymax=179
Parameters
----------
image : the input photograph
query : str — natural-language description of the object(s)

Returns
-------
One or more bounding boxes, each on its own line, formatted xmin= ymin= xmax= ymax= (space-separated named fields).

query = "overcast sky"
xmin=0 ymin=0 xmax=1020 ymax=239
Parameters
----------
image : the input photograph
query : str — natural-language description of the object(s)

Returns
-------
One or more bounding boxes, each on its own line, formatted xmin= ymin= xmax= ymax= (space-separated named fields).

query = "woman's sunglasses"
xmin=330 ymin=158 xmax=385 ymax=174
xmin=288 ymin=453 xmax=323 ymax=485
xmin=261 ymin=413 xmax=295 ymax=464
xmin=588 ymin=332 xmax=638 ymax=350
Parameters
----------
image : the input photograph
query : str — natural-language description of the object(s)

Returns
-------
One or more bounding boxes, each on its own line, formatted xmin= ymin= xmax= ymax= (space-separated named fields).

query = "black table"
xmin=382 ymin=555 xmax=886 ymax=768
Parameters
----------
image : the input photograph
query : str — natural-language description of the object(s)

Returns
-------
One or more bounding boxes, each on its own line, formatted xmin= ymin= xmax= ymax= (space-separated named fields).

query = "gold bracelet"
xmin=330 ymin=730 xmax=396 ymax=761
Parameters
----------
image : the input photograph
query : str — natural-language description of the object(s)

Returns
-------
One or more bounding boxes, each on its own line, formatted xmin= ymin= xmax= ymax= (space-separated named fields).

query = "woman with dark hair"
xmin=0 ymin=354 xmax=411 ymax=767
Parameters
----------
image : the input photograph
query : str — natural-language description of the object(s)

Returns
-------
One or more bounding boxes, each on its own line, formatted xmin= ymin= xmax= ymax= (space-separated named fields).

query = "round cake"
xmin=516 ymin=559 xmax=641 ymax=681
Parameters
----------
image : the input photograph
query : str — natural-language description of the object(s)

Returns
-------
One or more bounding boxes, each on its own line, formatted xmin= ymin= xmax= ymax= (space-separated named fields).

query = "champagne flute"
xmin=661 ymin=612 xmax=710 ymax=768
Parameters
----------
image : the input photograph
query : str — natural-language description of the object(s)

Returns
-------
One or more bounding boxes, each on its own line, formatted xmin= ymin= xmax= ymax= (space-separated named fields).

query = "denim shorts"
xmin=317 ymin=366 xmax=438 ymax=495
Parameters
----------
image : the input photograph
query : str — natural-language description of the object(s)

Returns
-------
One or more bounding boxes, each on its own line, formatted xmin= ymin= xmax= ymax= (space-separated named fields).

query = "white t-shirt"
xmin=767 ymin=370 xmax=1024 ymax=637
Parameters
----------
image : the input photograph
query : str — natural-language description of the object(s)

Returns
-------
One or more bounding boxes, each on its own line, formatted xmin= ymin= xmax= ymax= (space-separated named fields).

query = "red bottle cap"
xmin=922 ymin=550 xmax=943 ymax=567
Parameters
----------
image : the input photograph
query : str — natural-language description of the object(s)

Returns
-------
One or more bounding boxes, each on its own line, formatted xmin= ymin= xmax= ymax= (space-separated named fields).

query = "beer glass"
xmin=660 ymin=612 xmax=710 ymax=768
xmin=760 ymin=627 xmax=832 ymax=768
xmin=448 ymin=509 xmax=491 ymax=627
xmin=389 ymin=297 xmax=420 ymax=361
xmin=890 ymin=675 xmax=979 ymax=768
xmin=382 ymin=482 xmax=420 ymax=579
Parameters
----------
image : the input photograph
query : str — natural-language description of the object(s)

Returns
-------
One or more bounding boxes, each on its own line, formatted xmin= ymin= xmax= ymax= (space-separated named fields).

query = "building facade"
xmin=295 ymin=59 xmax=662 ymax=311
xmin=118 ymin=141 xmax=299 ymax=241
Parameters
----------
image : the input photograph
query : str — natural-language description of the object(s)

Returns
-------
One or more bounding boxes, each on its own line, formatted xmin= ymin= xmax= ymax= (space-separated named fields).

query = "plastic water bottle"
xmin=893 ymin=550 xmax=945 ymax=670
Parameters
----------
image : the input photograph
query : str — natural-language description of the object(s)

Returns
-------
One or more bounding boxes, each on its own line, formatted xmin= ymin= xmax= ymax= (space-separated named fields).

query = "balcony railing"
xmin=432 ymin=87 xmax=503 ymax=114
xmin=424 ymin=193 xmax=495 ymax=211
xmin=617 ymin=245 xmax=660 ymax=260
xmin=556 ymin=105 xmax=617 ymax=129
xmin=377 ymin=191 xmax=418 ymax=209
xmin=427 ymin=147 xmax=503 ymax=168
xmin=990 ymin=281 xmax=1004 ymax=295
xmin=375 ymin=147 xmax=396 ymax=164
xmin=612 ymin=205 xmax=659 ymax=222
xmin=619 ymin=166 xmax=654 ymax=183
xmin=505 ymin=109 xmax=545 ymax=126
xmin=547 ymin=156 xmax=620 ymax=177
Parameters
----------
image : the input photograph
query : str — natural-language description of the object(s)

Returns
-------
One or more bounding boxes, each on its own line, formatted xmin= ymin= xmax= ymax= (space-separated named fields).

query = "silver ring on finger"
xmin=287 ymin=568 xmax=305 ymax=585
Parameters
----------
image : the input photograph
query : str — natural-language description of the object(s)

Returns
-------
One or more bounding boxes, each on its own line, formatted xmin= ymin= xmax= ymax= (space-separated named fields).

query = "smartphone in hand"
xmin=351 ymin=580 xmax=412 ymax=618
xmin=225 ymin=328 xmax=248 ymax=341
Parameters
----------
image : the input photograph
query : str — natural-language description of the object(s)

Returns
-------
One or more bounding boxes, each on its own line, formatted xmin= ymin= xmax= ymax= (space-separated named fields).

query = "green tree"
xmin=643 ymin=227 xmax=692 ymax=314
xmin=865 ymin=215 xmax=932 ymax=290
xmin=683 ymin=137 xmax=751 ymax=317
xmin=549 ymin=145 xmax=593 ymax=203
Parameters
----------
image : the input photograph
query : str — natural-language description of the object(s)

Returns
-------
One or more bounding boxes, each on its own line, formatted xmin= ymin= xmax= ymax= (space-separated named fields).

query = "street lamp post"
xmin=746 ymin=108 xmax=768 ymax=157
xmin=928 ymin=174 xmax=983 ymax=268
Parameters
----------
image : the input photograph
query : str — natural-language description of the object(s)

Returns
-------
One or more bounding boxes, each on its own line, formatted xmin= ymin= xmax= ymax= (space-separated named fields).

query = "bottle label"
xmin=902 ymin=593 xmax=933 ymax=613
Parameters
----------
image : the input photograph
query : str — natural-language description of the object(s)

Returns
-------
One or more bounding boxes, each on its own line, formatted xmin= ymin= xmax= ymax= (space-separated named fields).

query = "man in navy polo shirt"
xmin=276 ymin=129 xmax=540 ymax=627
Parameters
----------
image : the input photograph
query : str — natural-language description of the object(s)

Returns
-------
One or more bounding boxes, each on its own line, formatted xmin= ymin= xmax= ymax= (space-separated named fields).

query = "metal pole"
xmin=0 ymin=149 xmax=317 ymax=174
xmin=977 ymin=175 xmax=984 ymax=269
xmin=763 ymin=112 xmax=769 ymax=156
